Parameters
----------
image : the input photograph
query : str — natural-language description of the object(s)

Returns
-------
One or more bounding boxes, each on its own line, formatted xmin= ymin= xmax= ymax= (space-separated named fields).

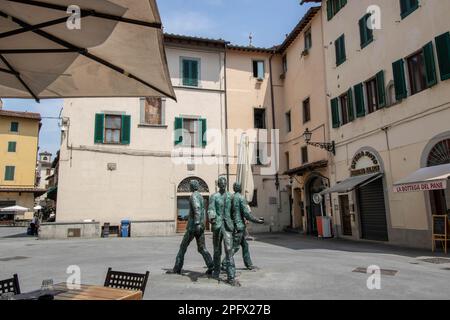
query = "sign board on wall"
xmin=393 ymin=180 xmax=447 ymax=193
xmin=350 ymin=150 xmax=381 ymax=177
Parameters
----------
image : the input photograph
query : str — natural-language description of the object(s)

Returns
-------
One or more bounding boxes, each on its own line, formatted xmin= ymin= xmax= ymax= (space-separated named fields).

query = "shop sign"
xmin=394 ymin=180 xmax=447 ymax=193
xmin=350 ymin=151 xmax=381 ymax=177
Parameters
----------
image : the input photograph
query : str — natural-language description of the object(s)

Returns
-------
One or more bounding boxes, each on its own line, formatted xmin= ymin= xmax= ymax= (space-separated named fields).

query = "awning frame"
xmin=0 ymin=0 xmax=174 ymax=101
xmin=321 ymin=173 xmax=383 ymax=195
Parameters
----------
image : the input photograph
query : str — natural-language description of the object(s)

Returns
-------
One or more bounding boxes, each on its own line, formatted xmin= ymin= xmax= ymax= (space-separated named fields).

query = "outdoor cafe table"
xmin=44 ymin=283 xmax=142 ymax=300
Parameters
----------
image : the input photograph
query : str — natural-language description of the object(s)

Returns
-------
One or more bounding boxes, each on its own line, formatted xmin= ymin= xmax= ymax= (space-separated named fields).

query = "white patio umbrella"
xmin=0 ymin=205 xmax=30 ymax=213
xmin=236 ymin=134 xmax=255 ymax=203
xmin=34 ymin=205 xmax=43 ymax=211
xmin=0 ymin=0 xmax=175 ymax=101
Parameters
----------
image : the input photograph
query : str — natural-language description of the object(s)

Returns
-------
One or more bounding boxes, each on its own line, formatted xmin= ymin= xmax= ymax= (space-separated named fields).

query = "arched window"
xmin=177 ymin=177 xmax=209 ymax=193
xmin=427 ymin=139 xmax=450 ymax=167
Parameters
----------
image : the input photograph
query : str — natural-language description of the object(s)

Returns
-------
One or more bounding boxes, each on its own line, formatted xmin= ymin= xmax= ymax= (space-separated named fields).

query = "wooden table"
xmin=52 ymin=283 xmax=143 ymax=300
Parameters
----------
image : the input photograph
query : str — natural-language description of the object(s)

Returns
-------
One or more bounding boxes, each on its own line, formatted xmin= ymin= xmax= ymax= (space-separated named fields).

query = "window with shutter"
xmin=376 ymin=70 xmax=386 ymax=108
xmin=392 ymin=59 xmax=408 ymax=100
xmin=435 ymin=32 xmax=450 ymax=81
xmin=335 ymin=34 xmax=346 ymax=66
xmin=182 ymin=58 xmax=199 ymax=87
xmin=359 ymin=14 xmax=374 ymax=49
xmin=331 ymin=98 xmax=340 ymax=128
xmin=8 ymin=142 xmax=16 ymax=153
xmin=200 ymin=118 xmax=207 ymax=148
xmin=400 ymin=0 xmax=419 ymax=19
xmin=354 ymin=83 xmax=366 ymax=118
xmin=4 ymin=166 xmax=15 ymax=181
xmin=423 ymin=42 xmax=437 ymax=87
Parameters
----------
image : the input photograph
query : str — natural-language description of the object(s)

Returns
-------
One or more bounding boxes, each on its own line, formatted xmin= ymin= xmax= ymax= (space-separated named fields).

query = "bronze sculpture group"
xmin=172 ymin=177 xmax=264 ymax=287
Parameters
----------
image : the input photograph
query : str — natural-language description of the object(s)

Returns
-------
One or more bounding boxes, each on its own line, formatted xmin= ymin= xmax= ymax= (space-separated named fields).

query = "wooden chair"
xmin=0 ymin=274 xmax=21 ymax=295
xmin=104 ymin=268 xmax=149 ymax=295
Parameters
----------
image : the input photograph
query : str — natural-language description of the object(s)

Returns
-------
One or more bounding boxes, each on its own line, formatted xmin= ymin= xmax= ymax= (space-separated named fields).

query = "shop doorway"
xmin=357 ymin=178 xmax=388 ymax=241
xmin=339 ymin=195 xmax=352 ymax=236
xmin=306 ymin=176 xmax=326 ymax=236
xmin=427 ymin=139 xmax=450 ymax=215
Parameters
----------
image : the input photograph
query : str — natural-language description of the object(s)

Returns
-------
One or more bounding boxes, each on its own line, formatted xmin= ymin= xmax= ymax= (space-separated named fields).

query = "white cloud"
xmin=163 ymin=11 xmax=216 ymax=35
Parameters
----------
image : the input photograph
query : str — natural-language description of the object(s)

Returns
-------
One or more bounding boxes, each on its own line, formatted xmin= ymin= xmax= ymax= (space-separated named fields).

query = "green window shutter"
xmin=335 ymin=35 xmax=346 ymax=66
xmin=340 ymin=0 xmax=347 ymax=9
xmin=423 ymin=42 xmax=437 ymax=87
xmin=392 ymin=59 xmax=407 ymax=100
xmin=182 ymin=59 xmax=190 ymax=86
xmin=121 ymin=115 xmax=131 ymax=145
xmin=358 ymin=16 xmax=366 ymax=48
xmin=354 ymin=83 xmax=366 ymax=118
xmin=326 ymin=0 xmax=333 ymax=20
xmin=331 ymin=98 xmax=340 ymax=128
xmin=435 ymin=32 xmax=450 ymax=81
xmin=5 ymin=166 xmax=15 ymax=181
xmin=190 ymin=60 xmax=199 ymax=87
xmin=94 ymin=113 xmax=105 ymax=144
xmin=8 ymin=141 xmax=16 ymax=152
xmin=347 ymin=88 xmax=355 ymax=121
xmin=376 ymin=70 xmax=386 ymax=108
xmin=200 ymin=118 xmax=207 ymax=148
xmin=174 ymin=117 xmax=183 ymax=146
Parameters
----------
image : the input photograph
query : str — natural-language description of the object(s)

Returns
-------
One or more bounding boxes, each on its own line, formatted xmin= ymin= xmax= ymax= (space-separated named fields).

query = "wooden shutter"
xmin=400 ymin=0 xmax=408 ymax=16
xmin=174 ymin=117 xmax=183 ymax=146
xmin=94 ymin=113 xmax=105 ymax=144
xmin=354 ymin=83 xmax=366 ymax=118
xmin=331 ymin=98 xmax=340 ymax=128
xmin=190 ymin=60 xmax=199 ymax=87
xmin=392 ymin=59 xmax=407 ymax=100
xmin=347 ymin=88 xmax=355 ymax=121
xmin=200 ymin=118 xmax=207 ymax=148
xmin=182 ymin=59 xmax=190 ymax=86
xmin=340 ymin=0 xmax=347 ymax=8
xmin=121 ymin=115 xmax=131 ymax=145
xmin=376 ymin=70 xmax=386 ymax=108
xmin=5 ymin=166 xmax=15 ymax=181
xmin=335 ymin=35 xmax=346 ymax=66
xmin=435 ymin=32 xmax=450 ymax=81
xmin=358 ymin=16 xmax=366 ymax=48
xmin=423 ymin=42 xmax=437 ymax=87
xmin=326 ymin=0 xmax=333 ymax=20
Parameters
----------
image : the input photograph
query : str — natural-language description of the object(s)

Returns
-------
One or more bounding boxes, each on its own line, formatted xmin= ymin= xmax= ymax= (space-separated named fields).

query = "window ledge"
xmin=138 ymin=124 xmax=168 ymax=129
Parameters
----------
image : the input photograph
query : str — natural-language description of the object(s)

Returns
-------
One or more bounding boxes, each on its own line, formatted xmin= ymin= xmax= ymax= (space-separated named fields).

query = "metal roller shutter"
xmin=357 ymin=178 xmax=389 ymax=241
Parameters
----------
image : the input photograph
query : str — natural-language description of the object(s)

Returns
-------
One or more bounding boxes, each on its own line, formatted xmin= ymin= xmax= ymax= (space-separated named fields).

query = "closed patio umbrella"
xmin=0 ymin=205 xmax=30 ymax=213
xmin=0 ymin=0 xmax=175 ymax=101
xmin=236 ymin=134 xmax=255 ymax=203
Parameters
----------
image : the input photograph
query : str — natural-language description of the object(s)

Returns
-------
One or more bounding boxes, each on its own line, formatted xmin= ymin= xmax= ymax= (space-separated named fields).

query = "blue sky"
xmin=2 ymin=0 xmax=316 ymax=156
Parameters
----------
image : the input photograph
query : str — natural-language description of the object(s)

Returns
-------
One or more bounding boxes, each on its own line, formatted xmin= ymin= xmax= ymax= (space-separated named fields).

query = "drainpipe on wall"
xmin=269 ymin=52 xmax=279 ymax=191
xmin=224 ymin=42 xmax=230 ymax=190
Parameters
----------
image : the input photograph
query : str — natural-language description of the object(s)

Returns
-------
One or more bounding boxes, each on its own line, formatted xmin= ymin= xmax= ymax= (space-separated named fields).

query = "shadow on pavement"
xmin=253 ymin=232 xmax=448 ymax=259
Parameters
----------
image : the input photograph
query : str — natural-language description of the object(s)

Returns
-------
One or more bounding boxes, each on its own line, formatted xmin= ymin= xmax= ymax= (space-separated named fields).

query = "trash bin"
xmin=121 ymin=220 xmax=131 ymax=238
xmin=316 ymin=216 xmax=332 ymax=238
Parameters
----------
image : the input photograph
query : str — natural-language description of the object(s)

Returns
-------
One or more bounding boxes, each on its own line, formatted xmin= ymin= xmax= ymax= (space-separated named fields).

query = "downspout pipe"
xmin=224 ymin=42 xmax=230 ymax=190
xmin=269 ymin=52 xmax=279 ymax=191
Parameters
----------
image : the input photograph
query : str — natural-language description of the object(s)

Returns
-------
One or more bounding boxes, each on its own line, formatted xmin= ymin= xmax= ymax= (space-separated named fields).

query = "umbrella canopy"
xmin=0 ymin=0 xmax=175 ymax=101
xmin=34 ymin=205 xmax=43 ymax=210
xmin=236 ymin=134 xmax=255 ymax=203
xmin=0 ymin=205 xmax=30 ymax=213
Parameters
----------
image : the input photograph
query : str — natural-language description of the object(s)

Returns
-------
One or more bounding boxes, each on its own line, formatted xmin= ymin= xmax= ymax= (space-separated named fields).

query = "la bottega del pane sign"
xmin=394 ymin=180 xmax=447 ymax=193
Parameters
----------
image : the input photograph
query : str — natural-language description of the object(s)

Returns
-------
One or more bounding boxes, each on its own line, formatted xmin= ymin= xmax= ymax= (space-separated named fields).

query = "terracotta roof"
xmin=278 ymin=6 xmax=321 ymax=53
xmin=227 ymin=44 xmax=277 ymax=54
xmin=0 ymin=187 xmax=47 ymax=196
xmin=0 ymin=109 xmax=41 ymax=120
xmin=164 ymin=33 xmax=226 ymax=48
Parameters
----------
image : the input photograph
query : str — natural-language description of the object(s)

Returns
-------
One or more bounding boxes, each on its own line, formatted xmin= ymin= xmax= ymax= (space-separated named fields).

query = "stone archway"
xmin=177 ymin=177 xmax=209 ymax=193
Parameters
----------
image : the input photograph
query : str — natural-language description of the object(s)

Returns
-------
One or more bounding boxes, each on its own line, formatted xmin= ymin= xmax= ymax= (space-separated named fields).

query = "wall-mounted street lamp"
xmin=303 ymin=128 xmax=336 ymax=156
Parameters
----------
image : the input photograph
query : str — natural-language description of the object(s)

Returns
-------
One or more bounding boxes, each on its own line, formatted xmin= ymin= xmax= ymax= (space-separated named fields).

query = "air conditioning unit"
xmin=301 ymin=48 xmax=310 ymax=57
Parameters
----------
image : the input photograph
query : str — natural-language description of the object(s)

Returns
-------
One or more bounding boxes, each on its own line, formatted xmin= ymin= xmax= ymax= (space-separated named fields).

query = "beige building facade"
xmin=56 ymin=35 xmax=227 ymax=236
xmin=308 ymin=0 xmax=450 ymax=248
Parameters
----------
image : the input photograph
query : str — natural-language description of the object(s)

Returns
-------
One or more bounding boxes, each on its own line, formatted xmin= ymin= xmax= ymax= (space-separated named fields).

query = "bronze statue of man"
xmin=223 ymin=182 xmax=264 ymax=270
xmin=208 ymin=176 xmax=239 ymax=286
xmin=173 ymin=179 xmax=214 ymax=275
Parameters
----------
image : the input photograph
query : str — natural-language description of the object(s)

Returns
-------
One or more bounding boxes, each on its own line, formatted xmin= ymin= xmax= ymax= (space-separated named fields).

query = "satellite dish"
xmin=313 ymin=193 xmax=323 ymax=205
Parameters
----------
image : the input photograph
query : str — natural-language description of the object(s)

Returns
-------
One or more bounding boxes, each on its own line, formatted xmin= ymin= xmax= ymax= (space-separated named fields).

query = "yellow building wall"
xmin=0 ymin=116 xmax=40 ymax=187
